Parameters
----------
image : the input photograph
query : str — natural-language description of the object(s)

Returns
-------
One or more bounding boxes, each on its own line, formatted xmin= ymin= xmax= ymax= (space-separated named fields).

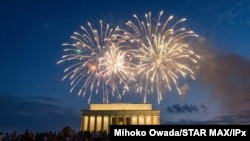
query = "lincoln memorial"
xmin=80 ymin=103 xmax=160 ymax=133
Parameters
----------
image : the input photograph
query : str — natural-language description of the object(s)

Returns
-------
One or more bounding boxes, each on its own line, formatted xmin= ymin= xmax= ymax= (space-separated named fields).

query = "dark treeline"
xmin=0 ymin=127 xmax=109 ymax=141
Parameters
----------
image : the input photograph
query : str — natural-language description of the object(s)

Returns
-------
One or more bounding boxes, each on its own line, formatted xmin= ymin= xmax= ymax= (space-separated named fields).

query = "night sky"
xmin=1 ymin=0 xmax=250 ymax=134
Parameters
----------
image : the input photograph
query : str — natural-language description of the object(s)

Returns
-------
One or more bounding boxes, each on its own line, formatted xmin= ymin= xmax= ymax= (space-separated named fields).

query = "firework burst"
xmin=125 ymin=10 xmax=201 ymax=104
xmin=57 ymin=20 xmax=135 ymax=104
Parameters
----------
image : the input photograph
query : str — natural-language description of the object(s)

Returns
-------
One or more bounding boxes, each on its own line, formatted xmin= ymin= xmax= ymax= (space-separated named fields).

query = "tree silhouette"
xmin=61 ymin=126 xmax=75 ymax=137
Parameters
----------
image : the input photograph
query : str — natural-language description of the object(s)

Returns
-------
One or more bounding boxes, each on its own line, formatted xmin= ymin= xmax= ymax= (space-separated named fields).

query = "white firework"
xmin=124 ymin=10 xmax=201 ymax=104
xmin=57 ymin=20 xmax=135 ymax=104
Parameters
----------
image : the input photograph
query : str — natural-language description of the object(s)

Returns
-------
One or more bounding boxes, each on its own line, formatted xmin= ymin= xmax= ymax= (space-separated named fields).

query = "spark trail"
xmin=125 ymin=11 xmax=201 ymax=104
xmin=57 ymin=20 xmax=135 ymax=104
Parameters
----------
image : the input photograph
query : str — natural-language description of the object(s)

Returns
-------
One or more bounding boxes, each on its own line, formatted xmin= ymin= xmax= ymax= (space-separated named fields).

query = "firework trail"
xmin=57 ymin=20 xmax=135 ymax=104
xmin=125 ymin=10 xmax=201 ymax=104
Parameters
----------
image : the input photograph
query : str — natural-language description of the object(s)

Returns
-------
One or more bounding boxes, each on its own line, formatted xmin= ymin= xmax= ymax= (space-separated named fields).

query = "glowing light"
xmin=57 ymin=20 xmax=135 ymax=104
xmin=87 ymin=63 xmax=97 ymax=72
xmin=57 ymin=10 xmax=201 ymax=104
xmin=125 ymin=10 xmax=200 ymax=104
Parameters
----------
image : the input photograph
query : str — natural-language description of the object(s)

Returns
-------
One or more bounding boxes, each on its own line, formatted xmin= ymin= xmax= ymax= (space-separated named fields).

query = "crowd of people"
xmin=0 ymin=129 xmax=109 ymax=141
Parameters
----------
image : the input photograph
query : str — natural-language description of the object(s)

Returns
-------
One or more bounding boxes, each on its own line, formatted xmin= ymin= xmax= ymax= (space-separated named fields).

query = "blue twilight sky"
xmin=1 ymin=0 xmax=250 ymax=133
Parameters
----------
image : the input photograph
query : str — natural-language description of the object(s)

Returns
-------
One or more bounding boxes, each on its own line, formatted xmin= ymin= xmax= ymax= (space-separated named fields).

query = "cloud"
xmin=0 ymin=95 xmax=81 ymax=133
xmin=166 ymin=103 xmax=207 ymax=114
xmin=164 ymin=112 xmax=250 ymax=125
xmin=195 ymin=41 xmax=250 ymax=120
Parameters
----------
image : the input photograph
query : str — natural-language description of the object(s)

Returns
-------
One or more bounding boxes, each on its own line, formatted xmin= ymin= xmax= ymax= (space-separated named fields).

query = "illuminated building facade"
xmin=80 ymin=103 xmax=160 ymax=133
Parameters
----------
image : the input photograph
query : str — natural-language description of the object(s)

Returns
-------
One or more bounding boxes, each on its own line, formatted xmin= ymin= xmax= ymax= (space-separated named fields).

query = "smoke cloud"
xmin=195 ymin=40 xmax=250 ymax=116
